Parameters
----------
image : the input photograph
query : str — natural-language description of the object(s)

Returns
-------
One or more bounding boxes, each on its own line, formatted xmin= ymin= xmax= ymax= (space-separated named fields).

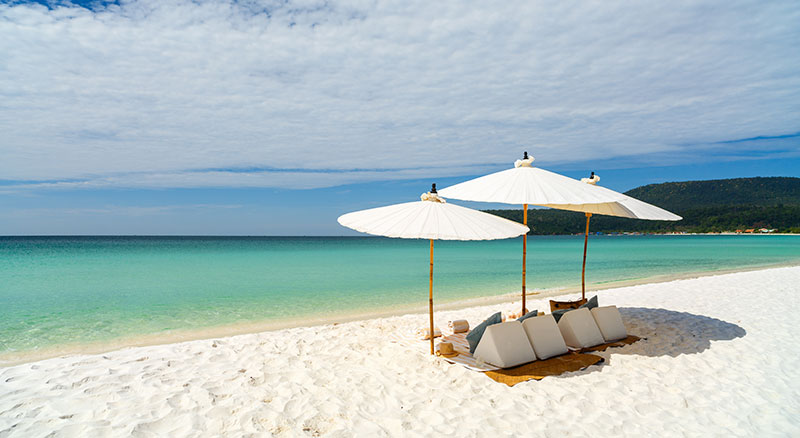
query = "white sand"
xmin=1 ymin=266 xmax=799 ymax=437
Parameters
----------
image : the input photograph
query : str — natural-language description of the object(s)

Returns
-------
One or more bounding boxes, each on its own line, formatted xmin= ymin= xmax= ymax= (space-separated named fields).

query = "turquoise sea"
xmin=1 ymin=235 xmax=799 ymax=361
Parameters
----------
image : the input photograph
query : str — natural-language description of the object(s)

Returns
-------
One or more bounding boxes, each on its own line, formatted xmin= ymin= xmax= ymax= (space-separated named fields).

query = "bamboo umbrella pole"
xmin=429 ymin=239 xmax=435 ymax=355
xmin=522 ymin=203 xmax=528 ymax=314
xmin=581 ymin=212 xmax=592 ymax=300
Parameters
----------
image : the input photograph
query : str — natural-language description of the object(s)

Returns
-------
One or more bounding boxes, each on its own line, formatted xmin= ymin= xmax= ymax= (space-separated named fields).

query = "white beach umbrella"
xmin=570 ymin=172 xmax=681 ymax=299
xmin=338 ymin=184 xmax=529 ymax=355
xmin=436 ymin=154 xmax=627 ymax=206
xmin=438 ymin=153 xmax=626 ymax=313
xmin=547 ymin=172 xmax=683 ymax=220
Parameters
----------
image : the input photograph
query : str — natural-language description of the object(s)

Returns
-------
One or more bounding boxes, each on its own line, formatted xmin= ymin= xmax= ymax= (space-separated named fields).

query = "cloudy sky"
xmin=1 ymin=0 xmax=799 ymax=234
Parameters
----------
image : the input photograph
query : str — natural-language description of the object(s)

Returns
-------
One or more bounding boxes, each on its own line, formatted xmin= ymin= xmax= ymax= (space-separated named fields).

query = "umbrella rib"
xmin=355 ymin=206 xmax=404 ymax=236
xmin=441 ymin=204 xmax=471 ymax=240
xmin=462 ymin=206 xmax=498 ymax=240
xmin=414 ymin=203 xmax=433 ymax=240
xmin=392 ymin=204 xmax=427 ymax=238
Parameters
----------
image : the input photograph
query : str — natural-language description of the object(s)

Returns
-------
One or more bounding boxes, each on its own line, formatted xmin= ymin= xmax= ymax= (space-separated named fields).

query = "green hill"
xmin=625 ymin=177 xmax=800 ymax=210
xmin=486 ymin=177 xmax=800 ymax=234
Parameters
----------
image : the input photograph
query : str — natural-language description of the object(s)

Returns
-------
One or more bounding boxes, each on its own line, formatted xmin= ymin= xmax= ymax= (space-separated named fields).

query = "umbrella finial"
xmin=421 ymin=184 xmax=446 ymax=202
xmin=581 ymin=172 xmax=600 ymax=185
xmin=515 ymin=152 xmax=535 ymax=168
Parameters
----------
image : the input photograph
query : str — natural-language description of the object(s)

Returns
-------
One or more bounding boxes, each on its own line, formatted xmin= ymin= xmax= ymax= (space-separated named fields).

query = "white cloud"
xmin=1 ymin=0 xmax=798 ymax=190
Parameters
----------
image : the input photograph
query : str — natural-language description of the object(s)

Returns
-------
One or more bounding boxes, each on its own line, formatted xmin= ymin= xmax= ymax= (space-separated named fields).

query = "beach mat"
xmin=390 ymin=329 xmax=640 ymax=374
xmin=484 ymin=353 xmax=604 ymax=387
xmin=433 ymin=332 xmax=501 ymax=371
xmin=389 ymin=329 xmax=500 ymax=371
xmin=577 ymin=335 xmax=642 ymax=353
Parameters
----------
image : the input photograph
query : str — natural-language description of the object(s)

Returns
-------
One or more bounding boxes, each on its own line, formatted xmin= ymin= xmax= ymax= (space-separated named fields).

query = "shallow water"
xmin=1 ymin=235 xmax=798 ymax=355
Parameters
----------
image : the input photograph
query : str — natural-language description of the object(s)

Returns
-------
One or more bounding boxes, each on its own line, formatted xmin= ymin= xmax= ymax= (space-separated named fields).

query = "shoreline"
xmin=2 ymin=260 xmax=799 ymax=367
xmin=2 ymin=233 xmax=798 ymax=237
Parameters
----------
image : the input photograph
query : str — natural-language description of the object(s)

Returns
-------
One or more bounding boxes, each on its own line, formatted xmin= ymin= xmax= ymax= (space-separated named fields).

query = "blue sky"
xmin=1 ymin=0 xmax=799 ymax=235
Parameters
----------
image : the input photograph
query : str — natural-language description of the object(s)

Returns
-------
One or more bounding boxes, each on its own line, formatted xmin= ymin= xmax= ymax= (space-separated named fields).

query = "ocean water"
xmin=1 ymin=235 xmax=799 ymax=358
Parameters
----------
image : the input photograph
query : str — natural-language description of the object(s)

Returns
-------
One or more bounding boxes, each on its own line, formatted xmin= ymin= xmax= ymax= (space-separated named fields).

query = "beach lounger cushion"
xmin=473 ymin=321 xmax=537 ymax=368
xmin=551 ymin=308 xmax=570 ymax=323
xmin=558 ymin=308 xmax=605 ymax=349
xmin=466 ymin=312 xmax=502 ymax=354
xmin=522 ymin=314 xmax=569 ymax=360
xmin=580 ymin=295 xmax=598 ymax=310
xmin=516 ymin=309 xmax=538 ymax=323
xmin=590 ymin=306 xmax=627 ymax=342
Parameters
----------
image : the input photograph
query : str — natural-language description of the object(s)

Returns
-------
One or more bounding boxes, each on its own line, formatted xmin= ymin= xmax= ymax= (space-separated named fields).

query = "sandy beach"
xmin=4 ymin=0 xmax=799 ymax=436
xmin=2 ymin=266 xmax=799 ymax=436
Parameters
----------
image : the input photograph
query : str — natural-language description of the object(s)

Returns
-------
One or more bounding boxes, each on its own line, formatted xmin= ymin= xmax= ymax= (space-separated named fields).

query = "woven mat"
xmin=390 ymin=330 xmax=642 ymax=375
xmin=577 ymin=335 xmax=642 ymax=353
xmin=484 ymin=353 xmax=604 ymax=387
xmin=389 ymin=329 xmax=501 ymax=371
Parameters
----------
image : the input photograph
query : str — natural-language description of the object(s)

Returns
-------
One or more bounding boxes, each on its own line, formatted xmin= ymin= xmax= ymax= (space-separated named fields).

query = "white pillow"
xmin=591 ymin=306 xmax=628 ymax=342
xmin=473 ymin=321 xmax=536 ymax=368
xmin=558 ymin=308 xmax=605 ymax=348
xmin=522 ymin=314 xmax=568 ymax=360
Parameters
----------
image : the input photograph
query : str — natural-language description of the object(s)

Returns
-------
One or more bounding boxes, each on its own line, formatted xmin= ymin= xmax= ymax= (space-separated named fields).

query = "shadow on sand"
xmin=564 ymin=307 xmax=747 ymax=362
xmin=614 ymin=307 xmax=747 ymax=357
xmin=552 ymin=307 xmax=747 ymax=379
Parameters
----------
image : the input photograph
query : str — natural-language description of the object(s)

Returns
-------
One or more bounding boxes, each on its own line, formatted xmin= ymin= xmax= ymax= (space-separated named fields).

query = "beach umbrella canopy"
xmin=569 ymin=172 xmax=681 ymax=299
xmin=338 ymin=184 xmax=529 ymax=355
xmin=547 ymin=172 xmax=683 ymax=221
xmin=436 ymin=153 xmax=627 ymax=206
xmin=438 ymin=153 xmax=626 ymax=313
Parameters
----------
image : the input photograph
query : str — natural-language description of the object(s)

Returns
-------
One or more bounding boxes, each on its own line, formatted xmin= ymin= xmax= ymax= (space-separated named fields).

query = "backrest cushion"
xmin=590 ymin=306 xmax=627 ymax=342
xmin=551 ymin=308 xmax=570 ymax=323
xmin=522 ymin=315 xmax=568 ymax=360
xmin=473 ymin=321 xmax=537 ymax=368
xmin=466 ymin=312 xmax=502 ymax=354
xmin=579 ymin=295 xmax=598 ymax=310
xmin=516 ymin=309 xmax=538 ymax=323
xmin=558 ymin=308 xmax=605 ymax=348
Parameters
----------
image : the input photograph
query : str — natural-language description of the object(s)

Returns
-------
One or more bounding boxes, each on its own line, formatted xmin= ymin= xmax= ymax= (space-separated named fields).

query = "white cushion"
xmin=591 ymin=306 xmax=628 ymax=342
xmin=473 ymin=321 xmax=536 ymax=368
xmin=557 ymin=308 xmax=605 ymax=348
xmin=522 ymin=315 xmax=568 ymax=360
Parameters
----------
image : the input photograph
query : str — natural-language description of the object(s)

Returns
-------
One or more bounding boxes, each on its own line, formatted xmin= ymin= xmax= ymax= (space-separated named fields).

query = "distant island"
xmin=486 ymin=177 xmax=800 ymax=234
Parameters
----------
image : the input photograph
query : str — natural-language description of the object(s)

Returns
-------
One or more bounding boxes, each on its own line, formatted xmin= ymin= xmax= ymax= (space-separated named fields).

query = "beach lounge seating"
xmin=557 ymin=308 xmax=605 ymax=349
xmin=590 ymin=306 xmax=628 ymax=342
xmin=473 ymin=321 xmax=537 ymax=368
xmin=521 ymin=315 xmax=569 ymax=360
